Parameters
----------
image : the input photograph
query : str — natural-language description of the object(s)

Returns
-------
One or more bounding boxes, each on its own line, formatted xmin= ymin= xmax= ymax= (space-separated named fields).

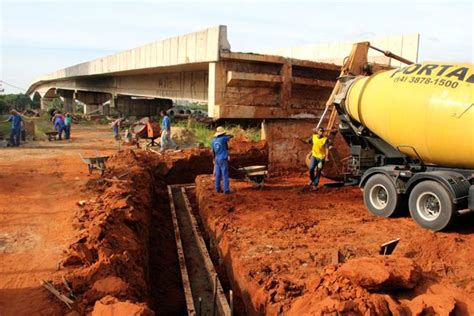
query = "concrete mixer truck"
xmin=323 ymin=42 xmax=473 ymax=231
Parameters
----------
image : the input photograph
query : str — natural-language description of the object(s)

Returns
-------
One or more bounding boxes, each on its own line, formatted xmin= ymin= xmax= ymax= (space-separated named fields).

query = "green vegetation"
xmin=187 ymin=102 xmax=208 ymax=112
xmin=46 ymin=98 xmax=64 ymax=112
xmin=0 ymin=93 xmax=40 ymax=114
xmin=228 ymin=125 xmax=261 ymax=142
xmin=0 ymin=113 xmax=53 ymax=140
xmin=0 ymin=115 xmax=10 ymax=138
xmin=34 ymin=113 xmax=55 ymax=139
xmin=174 ymin=118 xmax=261 ymax=146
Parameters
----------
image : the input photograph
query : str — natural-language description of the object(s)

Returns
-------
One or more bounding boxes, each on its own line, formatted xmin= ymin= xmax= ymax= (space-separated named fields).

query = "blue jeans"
xmin=65 ymin=125 xmax=71 ymax=139
xmin=160 ymin=130 xmax=177 ymax=152
xmin=113 ymin=126 xmax=119 ymax=138
xmin=309 ymin=156 xmax=324 ymax=186
xmin=214 ymin=159 xmax=230 ymax=193
xmin=55 ymin=125 xmax=65 ymax=140
xmin=9 ymin=127 xmax=21 ymax=146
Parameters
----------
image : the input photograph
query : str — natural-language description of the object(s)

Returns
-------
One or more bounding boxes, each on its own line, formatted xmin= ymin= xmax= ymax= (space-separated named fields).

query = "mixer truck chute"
xmin=322 ymin=42 xmax=474 ymax=231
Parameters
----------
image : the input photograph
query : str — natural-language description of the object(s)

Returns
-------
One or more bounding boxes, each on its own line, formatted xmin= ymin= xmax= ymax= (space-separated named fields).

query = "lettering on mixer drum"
xmin=390 ymin=63 xmax=474 ymax=88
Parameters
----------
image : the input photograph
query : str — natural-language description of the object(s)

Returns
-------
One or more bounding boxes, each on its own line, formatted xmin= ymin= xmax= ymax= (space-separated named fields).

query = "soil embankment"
xmin=195 ymin=174 xmax=474 ymax=315
xmin=0 ymin=126 xmax=117 ymax=316
xmin=52 ymin=137 xmax=267 ymax=314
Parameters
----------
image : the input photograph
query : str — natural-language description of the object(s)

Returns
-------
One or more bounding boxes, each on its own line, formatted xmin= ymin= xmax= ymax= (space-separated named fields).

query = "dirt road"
xmin=0 ymin=125 xmax=117 ymax=315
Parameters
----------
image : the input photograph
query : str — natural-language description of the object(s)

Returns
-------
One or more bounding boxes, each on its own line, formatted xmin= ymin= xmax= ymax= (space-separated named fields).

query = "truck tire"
xmin=363 ymin=174 xmax=400 ymax=217
xmin=408 ymin=180 xmax=454 ymax=231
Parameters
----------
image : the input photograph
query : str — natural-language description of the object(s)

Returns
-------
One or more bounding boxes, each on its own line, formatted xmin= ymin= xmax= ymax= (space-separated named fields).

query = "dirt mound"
xmin=50 ymin=143 xmax=268 ymax=314
xmin=195 ymin=174 xmax=474 ymax=315
xmin=338 ymin=256 xmax=422 ymax=290
xmin=403 ymin=293 xmax=457 ymax=315
xmin=91 ymin=295 xmax=154 ymax=316
xmin=172 ymin=128 xmax=196 ymax=147
xmin=229 ymin=134 xmax=267 ymax=153
xmin=59 ymin=150 xmax=158 ymax=314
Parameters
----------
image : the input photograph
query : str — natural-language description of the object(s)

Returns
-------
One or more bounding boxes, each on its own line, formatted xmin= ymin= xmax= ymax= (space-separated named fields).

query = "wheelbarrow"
xmin=235 ymin=165 xmax=268 ymax=187
xmin=45 ymin=131 xmax=59 ymax=141
xmin=79 ymin=152 xmax=109 ymax=176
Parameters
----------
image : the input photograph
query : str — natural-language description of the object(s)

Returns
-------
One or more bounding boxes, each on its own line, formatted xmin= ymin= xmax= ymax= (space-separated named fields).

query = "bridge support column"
xmin=63 ymin=96 xmax=74 ymax=113
xmin=40 ymin=97 xmax=55 ymax=110
xmin=84 ymin=104 xmax=100 ymax=114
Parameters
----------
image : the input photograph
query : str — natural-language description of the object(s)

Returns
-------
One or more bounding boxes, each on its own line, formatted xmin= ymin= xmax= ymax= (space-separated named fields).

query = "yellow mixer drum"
xmin=345 ymin=62 xmax=474 ymax=168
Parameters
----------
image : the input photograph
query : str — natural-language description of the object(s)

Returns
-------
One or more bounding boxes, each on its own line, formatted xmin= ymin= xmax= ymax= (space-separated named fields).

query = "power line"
xmin=0 ymin=80 xmax=27 ymax=92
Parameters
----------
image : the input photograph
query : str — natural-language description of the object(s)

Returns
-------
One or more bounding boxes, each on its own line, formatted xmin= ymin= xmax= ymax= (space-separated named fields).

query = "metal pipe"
xmin=369 ymin=45 xmax=414 ymax=65
xmin=229 ymin=290 xmax=233 ymax=316
xmin=316 ymin=105 xmax=330 ymax=129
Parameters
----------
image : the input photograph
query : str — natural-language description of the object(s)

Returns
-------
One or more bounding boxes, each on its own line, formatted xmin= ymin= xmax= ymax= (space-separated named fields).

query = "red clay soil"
xmin=60 ymin=149 xmax=158 ymax=315
xmin=43 ymin=136 xmax=267 ymax=315
xmin=0 ymin=126 xmax=117 ymax=316
xmin=195 ymin=174 xmax=474 ymax=315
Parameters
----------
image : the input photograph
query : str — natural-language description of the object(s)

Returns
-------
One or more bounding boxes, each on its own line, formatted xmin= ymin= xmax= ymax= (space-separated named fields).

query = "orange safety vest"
xmin=312 ymin=135 xmax=328 ymax=159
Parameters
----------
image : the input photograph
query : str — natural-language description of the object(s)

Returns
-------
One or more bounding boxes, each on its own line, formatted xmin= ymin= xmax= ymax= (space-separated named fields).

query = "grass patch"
xmin=0 ymin=114 xmax=54 ymax=140
xmin=173 ymin=119 xmax=261 ymax=146
xmin=0 ymin=116 xmax=10 ymax=139
xmin=228 ymin=125 xmax=261 ymax=142
xmin=34 ymin=117 xmax=55 ymax=140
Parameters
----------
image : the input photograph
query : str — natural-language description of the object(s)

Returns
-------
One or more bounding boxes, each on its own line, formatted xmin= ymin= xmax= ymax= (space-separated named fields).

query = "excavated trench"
xmin=57 ymin=142 xmax=267 ymax=315
xmin=57 ymin=141 xmax=474 ymax=315
xmin=147 ymin=147 xmax=267 ymax=315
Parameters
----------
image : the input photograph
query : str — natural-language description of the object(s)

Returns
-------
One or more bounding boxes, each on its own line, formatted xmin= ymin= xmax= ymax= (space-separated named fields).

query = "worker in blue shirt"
xmin=160 ymin=110 xmax=177 ymax=152
xmin=212 ymin=126 xmax=233 ymax=193
xmin=4 ymin=110 xmax=23 ymax=147
xmin=53 ymin=112 xmax=66 ymax=140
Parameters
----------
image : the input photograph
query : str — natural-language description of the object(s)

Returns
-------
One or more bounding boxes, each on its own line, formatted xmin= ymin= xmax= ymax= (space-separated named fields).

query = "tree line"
xmin=0 ymin=94 xmax=40 ymax=114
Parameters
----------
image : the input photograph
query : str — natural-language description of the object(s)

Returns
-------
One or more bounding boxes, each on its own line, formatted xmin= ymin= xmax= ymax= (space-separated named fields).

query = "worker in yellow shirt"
xmin=298 ymin=127 xmax=331 ymax=190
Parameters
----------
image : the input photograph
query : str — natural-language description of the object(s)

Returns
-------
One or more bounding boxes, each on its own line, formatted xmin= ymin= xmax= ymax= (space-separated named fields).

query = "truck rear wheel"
xmin=363 ymin=174 xmax=400 ymax=217
xmin=409 ymin=180 xmax=454 ymax=231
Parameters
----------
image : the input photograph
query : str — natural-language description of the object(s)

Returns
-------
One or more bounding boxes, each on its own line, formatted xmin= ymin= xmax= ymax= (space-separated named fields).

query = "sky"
xmin=0 ymin=0 xmax=473 ymax=94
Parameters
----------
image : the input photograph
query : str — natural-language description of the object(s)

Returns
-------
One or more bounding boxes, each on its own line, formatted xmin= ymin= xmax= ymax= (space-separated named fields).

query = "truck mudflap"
xmin=469 ymin=185 xmax=474 ymax=210
xmin=405 ymin=171 xmax=471 ymax=204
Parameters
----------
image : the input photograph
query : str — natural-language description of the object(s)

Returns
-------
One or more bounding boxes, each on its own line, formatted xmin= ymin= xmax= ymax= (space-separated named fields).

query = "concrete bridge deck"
xmin=27 ymin=25 xmax=341 ymax=119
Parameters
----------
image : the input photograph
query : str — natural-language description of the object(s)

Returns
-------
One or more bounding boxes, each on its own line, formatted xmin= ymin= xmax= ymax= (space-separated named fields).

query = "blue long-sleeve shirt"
xmin=212 ymin=135 xmax=232 ymax=161
xmin=161 ymin=115 xmax=171 ymax=131
xmin=8 ymin=114 xmax=22 ymax=130
xmin=54 ymin=117 xmax=65 ymax=128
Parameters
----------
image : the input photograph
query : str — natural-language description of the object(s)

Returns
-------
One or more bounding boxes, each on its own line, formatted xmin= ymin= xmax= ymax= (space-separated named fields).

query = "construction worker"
xmin=159 ymin=110 xmax=178 ymax=152
xmin=111 ymin=117 xmax=125 ymax=140
xmin=212 ymin=126 xmax=233 ymax=193
xmin=53 ymin=112 xmax=66 ymax=140
xmin=4 ymin=110 xmax=23 ymax=147
xmin=64 ymin=113 xmax=72 ymax=140
xmin=299 ymin=127 xmax=331 ymax=190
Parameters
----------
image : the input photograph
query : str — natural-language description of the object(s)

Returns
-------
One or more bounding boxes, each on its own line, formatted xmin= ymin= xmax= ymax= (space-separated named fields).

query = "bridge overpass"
xmin=27 ymin=25 xmax=344 ymax=119
xmin=27 ymin=25 xmax=418 ymax=171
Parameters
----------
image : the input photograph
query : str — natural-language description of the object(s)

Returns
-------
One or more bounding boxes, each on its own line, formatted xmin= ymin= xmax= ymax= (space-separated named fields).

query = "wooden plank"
xmin=168 ymin=183 xmax=196 ymax=189
xmin=226 ymin=71 xmax=282 ymax=86
xmin=181 ymin=187 xmax=231 ymax=316
xmin=220 ymin=51 xmax=341 ymax=72
xmin=167 ymin=186 xmax=196 ymax=316
xmin=289 ymin=58 xmax=341 ymax=71
xmin=293 ymin=77 xmax=336 ymax=88
xmin=318 ymin=42 xmax=370 ymax=131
